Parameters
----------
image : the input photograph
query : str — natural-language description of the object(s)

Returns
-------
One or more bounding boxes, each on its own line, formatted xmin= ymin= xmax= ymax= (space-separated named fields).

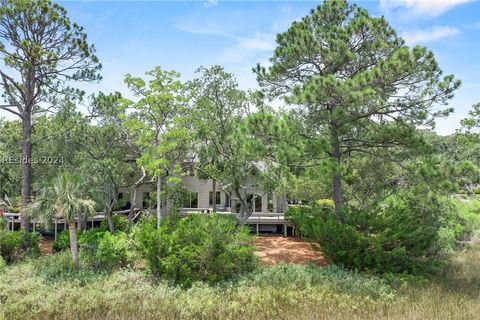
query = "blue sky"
xmin=2 ymin=0 xmax=479 ymax=134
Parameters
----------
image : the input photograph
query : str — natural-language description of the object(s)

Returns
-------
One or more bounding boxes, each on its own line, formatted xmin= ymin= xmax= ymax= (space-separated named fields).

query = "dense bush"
xmin=0 ymin=216 xmax=6 ymax=230
xmin=452 ymin=198 xmax=480 ymax=242
xmin=52 ymin=215 xmax=130 ymax=253
xmin=133 ymin=213 xmax=258 ymax=286
xmin=0 ymin=256 xmax=5 ymax=271
xmin=79 ymin=229 xmax=135 ymax=270
xmin=287 ymin=190 xmax=458 ymax=275
xmin=99 ymin=214 xmax=129 ymax=232
xmin=52 ymin=230 xmax=70 ymax=252
xmin=0 ymin=230 xmax=41 ymax=263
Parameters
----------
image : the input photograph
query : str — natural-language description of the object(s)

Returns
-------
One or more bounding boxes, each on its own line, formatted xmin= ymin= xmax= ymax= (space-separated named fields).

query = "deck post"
xmin=284 ymin=224 xmax=287 ymax=237
xmin=54 ymin=219 xmax=58 ymax=241
xmin=33 ymin=222 xmax=35 ymax=232
xmin=256 ymin=223 xmax=259 ymax=235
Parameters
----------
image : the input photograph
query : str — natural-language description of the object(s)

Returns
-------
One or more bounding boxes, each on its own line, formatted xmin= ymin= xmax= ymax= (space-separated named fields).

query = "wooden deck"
xmin=2 ymin=209 xmax=295 ymax=237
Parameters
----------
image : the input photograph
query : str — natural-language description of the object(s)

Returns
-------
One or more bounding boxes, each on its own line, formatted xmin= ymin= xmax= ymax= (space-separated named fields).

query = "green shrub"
xmin=315 ymin=199 xmax=335 ymax=209
xmin=99 ymin=215 xmax=129 ymax=232
xmin=133 ymin=213 xmax=258 ymax=286
xmin=79 ymin=230 xmax=134 ymax=270
xmin=0 ymin=255 xmax=5 ymax=272
xmin=287 ymin=190 xmax=456 ymax=275
xmin=0 ymin=230 xmax=22 ymax=263
xmin=52 ymin=230 xmax=70 ymax=252
xmin=52 ymin=215 xmax=130 ymax=253
xmin=452 ymin=198 xmax=480 ymax=241
xmin=0 ymin=230 xmax=40 ymax=263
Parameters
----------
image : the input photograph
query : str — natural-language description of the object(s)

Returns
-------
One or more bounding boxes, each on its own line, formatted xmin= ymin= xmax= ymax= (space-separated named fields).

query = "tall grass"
xmin=1 ymin=245 xmax=479 ymax=320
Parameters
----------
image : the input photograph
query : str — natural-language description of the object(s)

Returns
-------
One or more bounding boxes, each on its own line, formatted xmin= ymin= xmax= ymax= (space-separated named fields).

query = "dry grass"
xmin=0 ymin=245 xmax=479 ymax=320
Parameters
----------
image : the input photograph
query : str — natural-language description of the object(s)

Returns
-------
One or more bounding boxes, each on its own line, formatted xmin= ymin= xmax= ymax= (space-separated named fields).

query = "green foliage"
xmin=99 ymin=215 xmax=129 ymax=232
xmin=189 ymin=66 xmax=278 ymax=224
xmin=133 ymin=213 xmax=258 ymax=286
xmin=0 ymin=255 xmax=5 ymax=272
xmin=287 ymin=190 xmax=457 ymax=275
xmin=80 ymin=230 xmax=135 ymax=270
xmin=54 ymin=225 xmax=134 ymax=270
xmin=31 ymin=172 xmax=96 ymax=224
xmin=452 ymin=197 xmax=480 ymax=241
xmin=256 ymin=0 xmax=460 ymax=216
xmin=0 ymin=230 xmax=40 ymax=263
xmin=52 ymin=230 xmax=70 ymax=253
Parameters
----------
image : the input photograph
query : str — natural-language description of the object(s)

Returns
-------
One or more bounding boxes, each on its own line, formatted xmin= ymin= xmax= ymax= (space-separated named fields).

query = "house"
xmin=123 ymin=176 xmax=287 ymax=214
xmin=119 ymin=173 xmax=293 ymax=235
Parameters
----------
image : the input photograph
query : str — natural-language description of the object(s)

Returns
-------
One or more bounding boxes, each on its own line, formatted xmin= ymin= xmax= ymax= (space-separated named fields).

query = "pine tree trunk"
xmin=330 ymin=122 xmax=344 ymax=221
xmin=20 ymin=114 xmax=32 ymax=232
xmin=156 ymin=176 xmax=161 ymax=229
xmin=68 ymin=221 xmax=79 ymax=269
xmin=212 ymin=179 xmax=217 ymax=212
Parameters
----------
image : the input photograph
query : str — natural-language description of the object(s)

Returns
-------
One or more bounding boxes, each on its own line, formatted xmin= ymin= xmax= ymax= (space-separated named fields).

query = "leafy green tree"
xmin=0 ymin=118 xmax=21 ymax=203
xmin=189 ymin=66 xmax=277 ymax=224
xmin=76 ymin=93 xmax=135 ymax=233
xmin=255 ymin=0 xmax=460 ymax=219
xmin=124 ymin=67 xmax=191 ymax=228
xmin=0 ymin=0 xmax=101 ymax=230
xmin=31 ymin=172 xmax=95 ymax=269
xmin=458 ymin=103 xmax=480 ymax=166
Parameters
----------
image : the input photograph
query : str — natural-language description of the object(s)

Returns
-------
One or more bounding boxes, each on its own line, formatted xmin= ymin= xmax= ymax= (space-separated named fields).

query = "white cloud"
xmin=222 ymin=33 xmax=275 ymax=63
xmin=203 ymin=0 xmax=218 ymax=8
xmin=380 ymin=0 xmax=472 ymax=17
xmin=238 ymin=33 xmax=276 ymax=51
xmin=401 ymin=26 xmax=460 ymax=45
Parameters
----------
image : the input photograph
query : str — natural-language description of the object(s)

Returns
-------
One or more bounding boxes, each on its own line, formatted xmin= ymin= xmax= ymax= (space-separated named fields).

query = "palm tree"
xmin=31 ymin=172 xmax=96 ymax=269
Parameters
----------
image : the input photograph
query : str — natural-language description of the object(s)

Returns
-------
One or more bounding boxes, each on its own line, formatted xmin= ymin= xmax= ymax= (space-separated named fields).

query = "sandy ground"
xmin=39 ymin=237 xmax=53 ymax=255
xmin=254 ymin=235 xmax=328 ymax=266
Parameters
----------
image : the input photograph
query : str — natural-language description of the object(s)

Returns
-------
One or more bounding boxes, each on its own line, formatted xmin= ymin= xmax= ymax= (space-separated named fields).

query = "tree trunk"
xmin=212 ymin=179 xmax=217 ymax=212
xmin=128 ymin=185 xmax=139 ymax=224
xmin=330 ymin=123 xmax=344 ymax=220
xmin=234 ymin=187 xmax=251 ymax=225
xmin=68 ymin=220 xmax=79 ymax=269
xmin=20 ymin=114 xmax=32 ymax=232
xmin=128 ymin=166 xmax=146 ymax=225
xmin=156 ymin=176 xmax=161 ymax=229
xmin=106 ymin=206 xmax=115 ymax=233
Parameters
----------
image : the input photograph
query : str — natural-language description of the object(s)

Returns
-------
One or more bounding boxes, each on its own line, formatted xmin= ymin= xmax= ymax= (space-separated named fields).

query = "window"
xmin=255 ymin=195 xmax=262 ymax=212
xmin=183 ymin=192 xmax=198 ymax=208
xmin=209 ymin=191 xmax=221 ymax=206
xmin=246 ymin=194 xmax=262 ymax=212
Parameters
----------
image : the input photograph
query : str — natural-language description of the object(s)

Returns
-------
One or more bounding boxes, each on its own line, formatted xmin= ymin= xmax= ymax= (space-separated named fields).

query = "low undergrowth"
xmin=0 ymin=244 xmax=479 ymax=320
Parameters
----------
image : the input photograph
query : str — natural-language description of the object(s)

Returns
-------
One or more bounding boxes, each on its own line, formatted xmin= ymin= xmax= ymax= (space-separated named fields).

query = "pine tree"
xmin=255 ymin=0 xmax=460 ymax=218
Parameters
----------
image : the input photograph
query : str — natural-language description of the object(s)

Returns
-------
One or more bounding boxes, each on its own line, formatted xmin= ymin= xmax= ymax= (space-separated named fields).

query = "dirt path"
xmin=39 ymin=237 xmax=53 ymax=255
xmin=254 ymin=236 xmax=328 ymax=266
